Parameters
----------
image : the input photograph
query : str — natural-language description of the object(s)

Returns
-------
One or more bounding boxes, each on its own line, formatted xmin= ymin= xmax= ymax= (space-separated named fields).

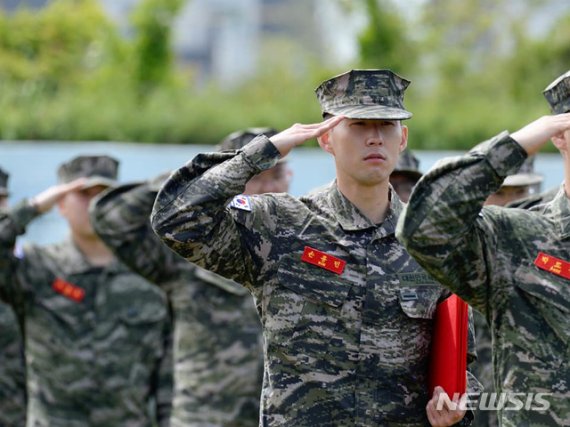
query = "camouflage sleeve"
xmin=0 ymin=201 xmax=40 ymax=306
xmin=91 ymin=180 xmax=183 ymax=288
xmin=396 ymin=132 xmax=527 ymax=314
xmin=151 ymin=135 xmax=280 ymax=287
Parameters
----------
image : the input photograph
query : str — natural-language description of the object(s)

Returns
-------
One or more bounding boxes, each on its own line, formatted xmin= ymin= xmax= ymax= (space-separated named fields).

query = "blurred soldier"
xmin=506 ymin=186 xmax=559 ymax=209
xmin=0 ymin=167 xmax=27 ymax=427
xmin=151 ymin=69 xmax=473 ymax=426
xmin=91 ymin=128 xmax=291 ymax=427
xmin=0 ymin=155 xmax=173 ymax=426
xmin=217 ymin=127 xmax=293 ymax=195
xmin=397 ymin=70 xmax=570 ymax=426
xmin=484 ymin=156 xmax=543 ymax=206
xmin=390 ymin=148 xmax=423 ymax=202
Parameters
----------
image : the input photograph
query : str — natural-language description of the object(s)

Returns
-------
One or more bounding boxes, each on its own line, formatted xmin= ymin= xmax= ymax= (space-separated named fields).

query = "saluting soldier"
xmin=91 ymin=128 xmax=292 ymax=427
xmin=151 ymin=69 xmax=476 ymax=426
xmin=397 ymin=70 xmax=570 ymax=427
xmin=0 ymin=156 xmax=173 ymax=426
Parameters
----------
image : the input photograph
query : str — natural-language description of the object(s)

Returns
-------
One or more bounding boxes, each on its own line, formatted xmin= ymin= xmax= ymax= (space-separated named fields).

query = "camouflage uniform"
xmin=0 ymin=156 xmax=173 ymax=427
xmin=398 ymin=70 xmax=570 ymax=427
xmin=0 ymin=167 xmax=27 ymax=427
xmin=91 ymin=177 xmax=263 ymax=427
xmin=397 ymin=133 xmax=570 ymax=426
xmin=150 ymin=70 xmax=478 ymax=426
xmin=470 ymin=311 xmax=496 ymax=427
xmin=0 ymin=302 xmax=27 ymax=427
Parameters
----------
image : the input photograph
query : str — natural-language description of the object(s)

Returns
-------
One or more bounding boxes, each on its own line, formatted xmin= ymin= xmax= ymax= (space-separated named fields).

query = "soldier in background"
xmin=389 ymin=148 xmax=423 ymax=203
xmin=0 ymin=167 xmax=27 ymax=426
xmin=485 ymin=156 xmax=543 ymax=207
xmin=506 ymin=186 xmax=559 ymax=209
xmin=0 ymin=155 xmax=173 ymax=426
xmin=397 ymin=71 xmax=570 ymax=426
xmin=91 ymin=128 xmax=291 ymax=427
xmin=151 ymin=69 xmax=472 ymax=426
xmin=217 ymin=128 xmax=293 ymax=195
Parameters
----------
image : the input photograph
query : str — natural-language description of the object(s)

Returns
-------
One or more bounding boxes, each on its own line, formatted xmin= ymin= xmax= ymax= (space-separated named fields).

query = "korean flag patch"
xmin=230 ymin=195 xmax=252 ymax=211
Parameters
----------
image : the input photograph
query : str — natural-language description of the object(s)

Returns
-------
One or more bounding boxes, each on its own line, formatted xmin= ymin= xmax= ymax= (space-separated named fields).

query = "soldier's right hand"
xmin=30 ymin=178 xmax=87 ymax=213
xmin=269 ymin=115 xmax=344 ymax=158
xmin=510 ymin=112 xmax=570 ymax=156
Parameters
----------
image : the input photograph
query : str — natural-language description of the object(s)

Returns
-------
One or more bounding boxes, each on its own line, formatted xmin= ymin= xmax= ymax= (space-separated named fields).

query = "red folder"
xmin=428 ymin=294 xmax=468 ymax=397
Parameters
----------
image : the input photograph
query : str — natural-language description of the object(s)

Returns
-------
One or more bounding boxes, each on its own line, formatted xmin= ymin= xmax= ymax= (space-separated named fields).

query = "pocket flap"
xmin=398 ymin=285 xmax=442 ymax=319
xmin=515 ymin=267 xmax=570 ymax=314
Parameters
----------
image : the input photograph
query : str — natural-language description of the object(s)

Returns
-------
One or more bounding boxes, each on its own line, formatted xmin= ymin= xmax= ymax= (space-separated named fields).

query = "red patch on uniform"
xmin=534 ymin=252 xmax=570 ymax=280
xmin=52 ymin=278 xmax=85 ymax=302
xmin=301 ymin=246 xmax=346 ymax=275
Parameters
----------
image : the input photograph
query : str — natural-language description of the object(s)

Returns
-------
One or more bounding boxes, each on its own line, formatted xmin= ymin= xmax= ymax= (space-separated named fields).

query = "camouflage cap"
xmin=216 ymin=127 xmax=279 ymax=151
xmin=0 ymin=167 xmax=8 ymax=196
xmin=315 ymin=69 xmax=412 ymax=120
xmin=503 ymin=156 xmax=543 ymax=187
xmin=543 ymin=70 xmax=570 ymax=114
xmin=57 ymin=155 xmax=119 ymax=189
xmin=392 ymin=149 xmax=422 ymax=181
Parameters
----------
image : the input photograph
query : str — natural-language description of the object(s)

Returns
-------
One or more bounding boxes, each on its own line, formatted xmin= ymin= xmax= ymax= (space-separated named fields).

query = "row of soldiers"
xmin=0 ymin=134 xmax=429 ymax=427
xmin=1 ymin=67 xmax=569 ymax=426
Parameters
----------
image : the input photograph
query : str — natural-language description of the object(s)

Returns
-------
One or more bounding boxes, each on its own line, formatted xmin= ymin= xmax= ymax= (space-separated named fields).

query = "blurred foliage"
xmin=356 ymin=0 xmax=417 ymax=74
xmin=0 ymin=0 xmax=568 ymax=149
xmin=131 ymin=0 xmax=184 ymax=96
xmin=405 ymin=0 xmax=569 ymax=150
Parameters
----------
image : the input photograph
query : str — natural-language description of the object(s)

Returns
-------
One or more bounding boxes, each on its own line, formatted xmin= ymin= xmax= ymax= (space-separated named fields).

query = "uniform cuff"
xmin=11 ymin=199 xmax=41 ymax=232
xmin=239 ymin=135 xmax=282 ymax=172
xmin=475 ymin=131 xmax=528 ymax=180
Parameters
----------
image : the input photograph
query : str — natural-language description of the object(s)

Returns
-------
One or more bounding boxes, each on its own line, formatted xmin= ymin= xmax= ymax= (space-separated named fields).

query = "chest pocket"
xmin=271 ymin=253 xmax=351 ymax=348
xmin=397 ymin=271 xmax=443 ymax=319
xmin=514 ymin=264 xmax=570 ymax=360
xmin=362 ymin=271 xmax=442 ymax=326
xmin=398 ymin=285 xmax=442 ymax=319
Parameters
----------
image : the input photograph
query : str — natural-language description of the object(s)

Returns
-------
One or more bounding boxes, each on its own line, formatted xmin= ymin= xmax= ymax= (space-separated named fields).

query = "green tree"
xmin=0 ymin=0 xmax=118 ymax=89
xmin=131 ymin=0 xmax=185 ymax=96
xmin=354 ymin=0 xmax=417 ymax=74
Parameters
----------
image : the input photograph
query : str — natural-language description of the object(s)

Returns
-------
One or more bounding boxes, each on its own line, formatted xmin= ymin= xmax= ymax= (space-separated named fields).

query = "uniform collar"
xmin=325 ymin=182 xmax=403 ymax=237
xmin=53 ymin=237 xmax=122 ymax=276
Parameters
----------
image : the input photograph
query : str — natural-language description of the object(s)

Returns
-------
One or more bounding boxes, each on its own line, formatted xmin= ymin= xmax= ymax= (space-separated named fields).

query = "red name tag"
xmin=52 ymin=278 xmax=85 ymax=303
xmin=534 ymin=252 xmax=570 ymax=280
xmin=301 ymin=246 xmax=346 ymax=275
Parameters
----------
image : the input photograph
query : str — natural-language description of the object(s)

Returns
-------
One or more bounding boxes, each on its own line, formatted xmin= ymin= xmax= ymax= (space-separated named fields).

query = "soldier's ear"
xmin=317 ymin=131 xmax=334 ymax=155
xmin=399 ymin=124 xmax=409 ymax=153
